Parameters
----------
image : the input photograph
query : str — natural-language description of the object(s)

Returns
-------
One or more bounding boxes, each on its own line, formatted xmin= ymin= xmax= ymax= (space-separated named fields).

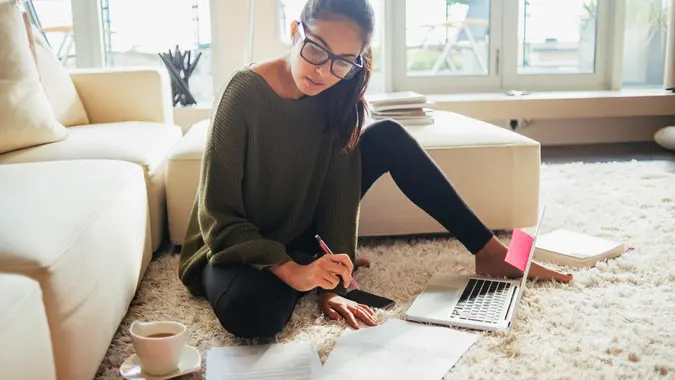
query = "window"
xmin=405 ymin=0 xmax=490 ymax=77
xmin=501 ymin=0 xmax=611 ymax=91
xmin=31 ymin=0 xmax=212 ymax=104
xmin=622 ymin=0 xmax=670 ymax=88
xmin=257 ymin=0 xmax=672 ymax=95
xmin=101 ymin=0 xmax=213 ymax=103
xmin=394 ymin=0 xmax=615 ymax=93
xmin=31 ymin=0 xmax=77 ymax=68
xmin=29 ymin=0 xmax=673 ymax=106
xmin=516 ymin=0 xmax=598 ymax=75
xmin=399 ymin=0 xmax=497 ymax=92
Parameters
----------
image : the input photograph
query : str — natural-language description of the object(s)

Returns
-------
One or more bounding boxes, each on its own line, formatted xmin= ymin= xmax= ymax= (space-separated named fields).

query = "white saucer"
xmin=120 ymin=345 xmax=201 ymax=380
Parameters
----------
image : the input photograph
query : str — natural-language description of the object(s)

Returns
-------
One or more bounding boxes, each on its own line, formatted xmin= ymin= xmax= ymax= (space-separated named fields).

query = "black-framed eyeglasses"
xmin=297 ymin=21 xmax=363 ymax=80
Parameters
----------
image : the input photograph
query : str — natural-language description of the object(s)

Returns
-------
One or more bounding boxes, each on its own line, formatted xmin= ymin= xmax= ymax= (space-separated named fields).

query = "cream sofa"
xmin=0 ymin=160 xmax=152 ymax=380
xmin=0 ymin=273 xmax=57 ymax=380
xmin=0 ymin=67 xmax=174 ymax=380
xmin=165 ymin=111 xmax=542 ymax=246
xmin=0 ymin=67 xmax=183 ymax=252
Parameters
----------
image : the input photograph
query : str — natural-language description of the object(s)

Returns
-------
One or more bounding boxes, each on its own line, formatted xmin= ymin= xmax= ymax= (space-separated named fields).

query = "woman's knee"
xmin=206 ymin=266 xmax=299 ymax=338
xmin=215 ymin=295 xmax=293 ymax=338
xmin=364 ymin=119 xmax=415 ymax=148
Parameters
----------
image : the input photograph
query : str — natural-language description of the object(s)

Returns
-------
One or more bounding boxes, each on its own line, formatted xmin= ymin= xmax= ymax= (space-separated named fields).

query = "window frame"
xmin=69 ymin=0 xmax=105 ymax=68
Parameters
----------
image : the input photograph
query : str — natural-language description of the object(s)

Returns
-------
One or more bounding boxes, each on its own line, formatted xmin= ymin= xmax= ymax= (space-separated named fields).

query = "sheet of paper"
xmin=505 ymin=228 xmax=534 ymax=271
xmin=205 ymin=341 xmax=322 ymax=380
xmin=321 ymin=318 xmax=477 ymax=380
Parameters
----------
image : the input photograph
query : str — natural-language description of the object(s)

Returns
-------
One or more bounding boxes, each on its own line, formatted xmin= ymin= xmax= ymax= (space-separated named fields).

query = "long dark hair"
xmin=299 ymin=0 xmax=375 ymax=151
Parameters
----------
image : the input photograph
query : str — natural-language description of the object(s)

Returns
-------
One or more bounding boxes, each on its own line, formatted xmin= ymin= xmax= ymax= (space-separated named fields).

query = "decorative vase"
xmin=158 ymin=45 xmax=202 ymax=107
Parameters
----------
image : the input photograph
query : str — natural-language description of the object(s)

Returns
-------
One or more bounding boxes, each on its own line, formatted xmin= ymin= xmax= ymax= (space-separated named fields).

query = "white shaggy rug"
xmin=96 ymin=160 xmax=675 ymax=379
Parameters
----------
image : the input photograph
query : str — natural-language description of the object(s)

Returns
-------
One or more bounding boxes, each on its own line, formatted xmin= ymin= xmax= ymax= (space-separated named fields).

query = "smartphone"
xmin=345 ymin=290 xmax=395 ymax=310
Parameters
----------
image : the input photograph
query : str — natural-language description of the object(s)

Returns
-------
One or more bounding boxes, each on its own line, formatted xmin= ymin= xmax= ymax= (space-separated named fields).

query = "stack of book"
xmin=366 ymin=91 xmax=435 ymax=126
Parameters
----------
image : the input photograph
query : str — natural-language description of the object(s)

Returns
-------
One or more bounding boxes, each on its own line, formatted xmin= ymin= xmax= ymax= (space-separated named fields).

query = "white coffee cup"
xmin=129 ymin=320 xmax=187 ymax=376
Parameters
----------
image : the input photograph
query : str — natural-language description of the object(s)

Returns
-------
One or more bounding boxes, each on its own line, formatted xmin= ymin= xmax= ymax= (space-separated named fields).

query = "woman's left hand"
xmin=319 ymin=292 xmax=378 ymax=329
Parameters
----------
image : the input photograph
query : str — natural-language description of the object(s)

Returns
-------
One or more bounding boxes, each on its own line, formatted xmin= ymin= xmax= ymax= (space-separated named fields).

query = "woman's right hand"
xmin=271 ymin=254 xmax=354 ymax=292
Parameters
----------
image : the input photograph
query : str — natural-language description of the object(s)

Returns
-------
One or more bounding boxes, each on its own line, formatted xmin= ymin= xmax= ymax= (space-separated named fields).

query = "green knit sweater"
xmin=178 ymin=67 xmax=362 ymax=296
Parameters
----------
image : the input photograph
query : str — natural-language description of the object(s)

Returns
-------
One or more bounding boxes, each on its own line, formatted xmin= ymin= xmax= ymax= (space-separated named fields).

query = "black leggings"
xmin=202 ymin=119 xmax=494 ymax=338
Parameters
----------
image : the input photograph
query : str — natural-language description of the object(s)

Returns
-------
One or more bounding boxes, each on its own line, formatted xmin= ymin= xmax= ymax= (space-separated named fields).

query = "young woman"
xmin=178 ymin=0 xmax=572 ymax=339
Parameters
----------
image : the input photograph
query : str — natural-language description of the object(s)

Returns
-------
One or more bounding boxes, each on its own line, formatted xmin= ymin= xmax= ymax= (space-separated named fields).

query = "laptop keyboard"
xmin=451 ymin=279 xmax=513 ymax=324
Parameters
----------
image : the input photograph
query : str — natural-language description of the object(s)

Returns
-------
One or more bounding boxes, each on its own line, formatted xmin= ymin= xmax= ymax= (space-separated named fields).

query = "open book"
xmin=533 ymin=229 xmax=630 ymax=268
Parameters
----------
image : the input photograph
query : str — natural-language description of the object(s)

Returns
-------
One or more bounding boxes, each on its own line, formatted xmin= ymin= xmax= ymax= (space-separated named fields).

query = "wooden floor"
xmin=541 ymin=142 xmax=675 ymax=173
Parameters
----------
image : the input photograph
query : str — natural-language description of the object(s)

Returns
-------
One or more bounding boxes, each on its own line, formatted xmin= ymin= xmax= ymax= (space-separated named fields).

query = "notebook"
xmin=534 ymin=229 xmax=628 ymax=268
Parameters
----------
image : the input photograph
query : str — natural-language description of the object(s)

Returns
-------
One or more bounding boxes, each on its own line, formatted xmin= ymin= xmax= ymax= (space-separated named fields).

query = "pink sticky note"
xmin=505 ymin=229 xmax=534 ymax=272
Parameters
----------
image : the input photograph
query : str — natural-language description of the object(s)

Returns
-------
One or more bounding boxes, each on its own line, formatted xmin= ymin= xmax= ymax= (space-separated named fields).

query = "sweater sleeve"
xmin=313 ymin=144 xmax=362 ymax=294
xmin=198 ymin=76 xmax=294 ymax=270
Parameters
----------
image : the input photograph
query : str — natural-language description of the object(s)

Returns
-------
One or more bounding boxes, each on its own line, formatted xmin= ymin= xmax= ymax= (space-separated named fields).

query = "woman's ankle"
xmin=475 ymin=236 xmax=508 ymax=258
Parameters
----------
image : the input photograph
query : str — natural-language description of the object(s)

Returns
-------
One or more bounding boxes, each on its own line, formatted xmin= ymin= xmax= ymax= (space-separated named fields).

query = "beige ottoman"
xmin=166 ymin=119 xmax=211 ymax=245
xmin=0 ymin=274 xmax=56 ymax=380
xmin=165 ymin=111 xmax=540 ymax=245
xmin=0 ymin=160 xmax=153 ymax=380
xmin=360 ymin=111 xmax=540 ymax=236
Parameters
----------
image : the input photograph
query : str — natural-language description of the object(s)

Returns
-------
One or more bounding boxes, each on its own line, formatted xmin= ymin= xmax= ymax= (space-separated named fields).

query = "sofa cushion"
xmin=0 ymin=121 xmax=182 ymax=174
xmin=30 ymin=24 xmax=89 ymax=127
xmin=0 ymin=121 xmax=183 ymax=251
xmin=0 ymin=160 xmax=152 ymax=380
xmin=0 ymin=2 xmax=68 ymax=154
xmin=0 ymin=274 xmax=56 ymax=380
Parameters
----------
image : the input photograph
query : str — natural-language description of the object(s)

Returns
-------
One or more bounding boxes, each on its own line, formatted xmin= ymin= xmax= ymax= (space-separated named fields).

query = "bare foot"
xmin=475 ymin=237 xmax=573 ymax=283
xmin=527 ymin=261 xmax=574 ymax=283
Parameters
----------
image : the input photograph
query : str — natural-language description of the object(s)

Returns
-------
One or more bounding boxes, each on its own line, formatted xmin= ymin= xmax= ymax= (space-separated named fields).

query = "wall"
xmin=490 ymin=116 xmax=674 ymax=146
xmin=210 ymin=0 xmax=289 ymax=87
xmin=429 ymin=91 xmax=675 ymax=145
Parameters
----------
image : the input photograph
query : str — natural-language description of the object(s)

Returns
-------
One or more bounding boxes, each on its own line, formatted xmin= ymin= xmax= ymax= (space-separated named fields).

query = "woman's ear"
xmin=290 ymin=20 xmax=299 ymax=42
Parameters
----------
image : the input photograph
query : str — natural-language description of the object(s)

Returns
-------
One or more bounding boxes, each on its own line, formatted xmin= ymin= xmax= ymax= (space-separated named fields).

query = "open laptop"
xmin=404 ymin=206 xmax=546 ymax=332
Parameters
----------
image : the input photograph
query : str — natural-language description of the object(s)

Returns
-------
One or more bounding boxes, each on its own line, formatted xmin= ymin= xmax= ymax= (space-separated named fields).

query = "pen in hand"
xmin=315 ymin=235 xmax=360 ymax=290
